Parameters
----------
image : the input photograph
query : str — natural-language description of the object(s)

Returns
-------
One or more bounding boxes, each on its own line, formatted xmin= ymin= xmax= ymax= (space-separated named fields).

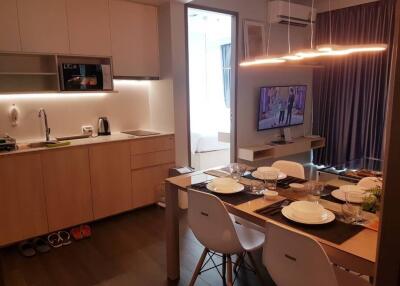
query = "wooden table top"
xmin=166 ymin=169 xmax=378 ymax=273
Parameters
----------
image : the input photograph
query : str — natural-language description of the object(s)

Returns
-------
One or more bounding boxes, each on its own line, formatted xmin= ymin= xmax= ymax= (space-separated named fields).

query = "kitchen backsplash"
xmin=0 ymin=80 xmax=153 ymax=141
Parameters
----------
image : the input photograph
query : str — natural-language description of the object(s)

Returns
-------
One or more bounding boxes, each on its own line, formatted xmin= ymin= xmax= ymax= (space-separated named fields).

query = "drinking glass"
xmin=306 ymin=181 xmax=321 ymax=203
xmin=263 ymin=171 xmax=278 ymax=190
xmin=229 ymin=163 xmax=245 ymax=182
xmin=250 ymin=180 xmax=265 ymax=195
xmin=316 ymin=181 xmax=330 ymax=197
xmin=342 ymin=191 xmax=363 ymax=224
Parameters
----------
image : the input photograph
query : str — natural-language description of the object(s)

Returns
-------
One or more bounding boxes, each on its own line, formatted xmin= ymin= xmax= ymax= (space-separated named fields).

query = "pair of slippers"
xmin=47 ymin=231 xmax=72 ymax=248
xmin=70 ymin=225 xmax=91 ymax=240
xmin=18 ymin=238 xmax=50 ymax=257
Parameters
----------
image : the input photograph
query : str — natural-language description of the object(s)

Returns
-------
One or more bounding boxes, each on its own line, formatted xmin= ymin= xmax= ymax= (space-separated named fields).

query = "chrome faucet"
xmin=38 ymin=108 xmax=50 ymax=142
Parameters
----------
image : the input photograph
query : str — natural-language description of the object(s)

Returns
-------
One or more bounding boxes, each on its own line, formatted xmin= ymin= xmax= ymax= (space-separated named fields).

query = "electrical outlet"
xmin=82 ymin=125 xmax=94 ymax=136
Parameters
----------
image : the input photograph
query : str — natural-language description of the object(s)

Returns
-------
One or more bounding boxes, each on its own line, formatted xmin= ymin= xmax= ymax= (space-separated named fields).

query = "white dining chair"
xmin=262 ymin=223 xmax=371 ymax=286
xmin=357 ymin=177 xmax=382 ymax=190
xmin=272 ymin=160 xmax=305 ymax=179
xmin=188 ymin=189 xmax=265 ymax=286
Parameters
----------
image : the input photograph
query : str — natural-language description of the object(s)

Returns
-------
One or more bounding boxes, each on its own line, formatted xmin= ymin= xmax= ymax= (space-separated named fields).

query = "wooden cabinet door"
xmin=0 ymin=0 xmax=21 ymax=52
xmin=89 ymin=142 xmax=132 ymax=219
xmin=0 ymin=154 xmax=48 ymax=246
xmin=17 ymin=0 xmax=69 ymax=53
xmin=109 ymin=0 xmax=159 ymax=77
xmin=66 ymin=0 xmax=111 ymax=56
xmin=41 ymin=147 xmax=93 ymax=231
xmin=132 ymin=163 xmax=173 ymax=208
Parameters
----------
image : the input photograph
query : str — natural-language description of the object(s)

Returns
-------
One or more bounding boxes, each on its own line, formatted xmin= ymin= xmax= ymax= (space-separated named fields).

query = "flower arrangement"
xmin=362 ymin=186 xmax=382 ymax=213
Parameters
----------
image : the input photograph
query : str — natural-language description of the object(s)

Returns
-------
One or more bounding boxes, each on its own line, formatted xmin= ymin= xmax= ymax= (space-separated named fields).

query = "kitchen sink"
xmin=27 ymin=141 xmax=49 ymax=148
xmin=122 ymin=130 xmax=160 ymax=136
xmin=56 ymin=135 xmax=90 ymax=141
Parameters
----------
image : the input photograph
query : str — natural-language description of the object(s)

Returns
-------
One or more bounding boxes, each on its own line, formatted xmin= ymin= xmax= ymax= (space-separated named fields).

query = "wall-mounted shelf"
xmin=238 ymin=136 xmax=326 ymax=162
xmin=0 ymin=52 xmax=113 ymax=94
xmin=0 ymin=72 xmax=58 ymax=76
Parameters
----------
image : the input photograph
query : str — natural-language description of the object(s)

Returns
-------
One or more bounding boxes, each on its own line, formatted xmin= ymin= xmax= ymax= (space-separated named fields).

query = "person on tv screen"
xmin=278 ymin=99 xmax=286 ymax=124
xmin=286 ymin=87 xmax=295 ymax=125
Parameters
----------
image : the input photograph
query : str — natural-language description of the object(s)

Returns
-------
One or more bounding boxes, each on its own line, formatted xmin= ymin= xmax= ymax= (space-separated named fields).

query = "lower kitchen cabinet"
xmin=132 ymin=163 xmax=174 ymax=208
xmin=41 ymin=147 xmax=93 ymax=231
xmin=89 ymin=141 xmax=132 ymax=219
xmin=0 ymin=153 xmax=48 ymax=246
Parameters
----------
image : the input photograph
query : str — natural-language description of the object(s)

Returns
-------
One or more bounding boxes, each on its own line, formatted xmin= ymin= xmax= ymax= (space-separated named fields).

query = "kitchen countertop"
xmin=0 ymin=132 xmax=174 ymax=157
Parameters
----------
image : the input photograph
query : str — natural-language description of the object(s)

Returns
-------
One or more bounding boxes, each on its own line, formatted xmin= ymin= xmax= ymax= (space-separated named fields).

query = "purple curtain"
xmin=312 ymin=0 xmax=396 ymax=166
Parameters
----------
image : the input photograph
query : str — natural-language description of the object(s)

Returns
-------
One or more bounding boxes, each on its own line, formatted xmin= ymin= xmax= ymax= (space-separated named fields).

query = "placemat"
xmin=242 ymin=174 xmax=307 ymax=189
xmin=321 ymin=185 xmax=345 ymax=204
xmin=189 ymin=182 xmax=263 ymax=206
xmin=255 ymin=199 xmax=364 ymax=244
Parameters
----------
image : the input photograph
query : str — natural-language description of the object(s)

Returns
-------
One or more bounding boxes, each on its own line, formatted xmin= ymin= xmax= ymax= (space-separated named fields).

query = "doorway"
xmin=186 ymin=6 xmax=237 ymax=170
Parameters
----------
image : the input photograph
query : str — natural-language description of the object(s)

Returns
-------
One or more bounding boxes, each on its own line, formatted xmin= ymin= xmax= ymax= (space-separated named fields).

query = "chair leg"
xmin=222 ymin=254 xmax=227 ymax=285
xmin=226 ymin=255 xmax=233 ymax=286
xmin=189 ymin=248 xmax=209 ymax=286
xmin=234 ymin=253 xmax=244 ymax=274
xmin=247 ymin=251 xmax=265 ymax=286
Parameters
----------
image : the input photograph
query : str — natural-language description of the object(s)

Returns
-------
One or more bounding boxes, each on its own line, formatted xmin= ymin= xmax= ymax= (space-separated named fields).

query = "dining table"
xmin=164 ymin=167 xmax=378 ymax=282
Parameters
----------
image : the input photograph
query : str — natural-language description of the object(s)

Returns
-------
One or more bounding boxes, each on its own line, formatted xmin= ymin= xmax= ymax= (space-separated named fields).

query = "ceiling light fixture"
xmin=239 ymin=57 xmax=286 ymax=67
xmin=316 ymin=0 xmax=387 ymax=57
xmin=240 ymin=0 xmax=387 ymax=67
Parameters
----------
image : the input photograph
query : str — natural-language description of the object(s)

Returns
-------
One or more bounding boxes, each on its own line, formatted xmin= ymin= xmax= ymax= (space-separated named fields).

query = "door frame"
xmin=184 ymin=4 xmax=239 ymax=168
xmin=374 ymin=0 xmax=400 ymax=284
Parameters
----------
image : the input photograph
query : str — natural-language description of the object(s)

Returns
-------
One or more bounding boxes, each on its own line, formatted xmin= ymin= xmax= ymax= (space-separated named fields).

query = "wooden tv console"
xmin=238 ymin=136 xmax=325 ymax=162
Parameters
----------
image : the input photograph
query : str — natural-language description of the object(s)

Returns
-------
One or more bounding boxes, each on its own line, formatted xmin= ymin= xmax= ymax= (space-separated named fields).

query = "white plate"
xmin=289 ymin=201 xmax=327 ymax=221
xmin=331 ymin=189 xmax=367 ymax=203
xmin=206 ymin=178 xmax=244 ymax=194
xmin=282 ymin=206 xmax=335 ymax=225
xmin=252 ymin=170 xmax=287 ymax=180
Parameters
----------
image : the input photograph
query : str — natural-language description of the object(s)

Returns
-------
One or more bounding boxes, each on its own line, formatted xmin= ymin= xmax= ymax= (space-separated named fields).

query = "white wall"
xmin=160 ymin=0 xmax=314 ymax=166
xmin=0 ymin=80 xmax=152 ymax=142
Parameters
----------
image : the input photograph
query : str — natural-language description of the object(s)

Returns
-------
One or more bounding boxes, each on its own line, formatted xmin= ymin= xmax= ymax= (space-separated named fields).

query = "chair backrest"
xmin=187 ymin=189 xmax=243 ymax=254
xmin=272 ymin=160 xmax=305 ymax=179
xmin=357 ymin=177 xmax=382 ymax=190
xmin=262 ymin=223 xmax=338 ymax=286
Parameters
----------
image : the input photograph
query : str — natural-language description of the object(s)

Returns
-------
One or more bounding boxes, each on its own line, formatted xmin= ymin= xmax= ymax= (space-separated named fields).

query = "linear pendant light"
xmin=315 ymin=0 xmax=387 ymax=56
xmin=240 ymin=0 xmax=387 ymax=67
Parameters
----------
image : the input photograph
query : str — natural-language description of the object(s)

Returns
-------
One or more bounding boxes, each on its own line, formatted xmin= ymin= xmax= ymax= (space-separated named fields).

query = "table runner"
xmin=242 ymin=173 xmax=308 ymax=189
xmin=243 ymin=172 xmax=346 ymax=204
xmin=189 ymin=182 xmax=263 ymax=206
xmin=256 ymin=199 xmax=364 ymax=244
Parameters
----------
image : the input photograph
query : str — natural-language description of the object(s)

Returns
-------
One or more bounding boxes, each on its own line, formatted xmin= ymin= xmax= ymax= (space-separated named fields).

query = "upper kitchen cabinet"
xmin=66 ymin=0 xmax=112 ymax=56
xmin=0 ymin=0 xmax=21 ymax=52
xmin=17 ymin=0 xmax=69 ymax=54
xmin=109 ymin=0 xmax=160 ymax=78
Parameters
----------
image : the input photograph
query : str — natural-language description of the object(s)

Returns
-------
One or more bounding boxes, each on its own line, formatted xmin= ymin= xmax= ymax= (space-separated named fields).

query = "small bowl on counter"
xmin=289 ymin=183 xmax=305 ymax=192
xmin=264 ymin=190 xmax=279 ymax=200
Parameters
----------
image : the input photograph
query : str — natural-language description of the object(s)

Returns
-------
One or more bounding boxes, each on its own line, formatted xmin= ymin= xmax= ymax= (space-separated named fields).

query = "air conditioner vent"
xmin=268 ymin=0 xmax=316 ymax=27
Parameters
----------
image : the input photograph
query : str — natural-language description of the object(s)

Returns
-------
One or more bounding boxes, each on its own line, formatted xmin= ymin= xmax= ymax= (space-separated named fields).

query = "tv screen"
xmin=257 ymin=85 xmax=307 ymax=131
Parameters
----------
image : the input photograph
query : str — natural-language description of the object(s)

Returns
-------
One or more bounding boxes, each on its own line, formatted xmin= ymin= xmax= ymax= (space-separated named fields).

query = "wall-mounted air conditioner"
xmin=268 ymin=0 xmax=316 ymax=27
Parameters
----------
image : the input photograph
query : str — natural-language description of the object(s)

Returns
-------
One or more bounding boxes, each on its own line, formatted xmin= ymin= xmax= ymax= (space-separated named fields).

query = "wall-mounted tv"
xmin=257 ymin=85 xmax=307 ymax=131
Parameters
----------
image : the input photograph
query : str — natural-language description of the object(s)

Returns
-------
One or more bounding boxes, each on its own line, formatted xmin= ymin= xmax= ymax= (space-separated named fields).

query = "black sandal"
xmin=18 ymin=241 xmax=36 ymax=257
xmin=33 ymin=237 xmax=51 ymax=253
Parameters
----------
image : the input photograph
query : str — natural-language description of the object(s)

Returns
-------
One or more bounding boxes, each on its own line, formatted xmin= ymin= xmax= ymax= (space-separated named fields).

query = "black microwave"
xmin=60 ymin=63 xmax=112 ymax=91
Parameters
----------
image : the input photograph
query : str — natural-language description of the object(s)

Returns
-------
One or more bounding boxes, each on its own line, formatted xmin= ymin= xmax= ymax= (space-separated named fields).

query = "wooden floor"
xmin=0 ymin=206 xmax=275 ymax=286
